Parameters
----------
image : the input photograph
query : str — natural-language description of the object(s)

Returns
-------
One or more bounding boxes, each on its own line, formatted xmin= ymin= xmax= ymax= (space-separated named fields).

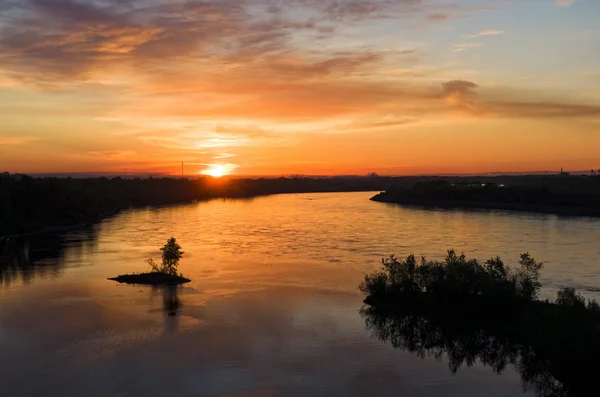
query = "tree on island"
xmin=148 ymin=237 xmax=184 ymax=276
xmin=109 ymin=237 xmax=190 ymax=285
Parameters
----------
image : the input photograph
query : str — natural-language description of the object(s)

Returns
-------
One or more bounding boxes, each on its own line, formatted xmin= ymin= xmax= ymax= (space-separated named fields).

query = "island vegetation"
xmin=108 ymin=238 xmax=190 ymax=285
xmin=360 ymin=250 xmax=600 ymax=396
xmin=371 ymin=175 xmax=600 ymax=217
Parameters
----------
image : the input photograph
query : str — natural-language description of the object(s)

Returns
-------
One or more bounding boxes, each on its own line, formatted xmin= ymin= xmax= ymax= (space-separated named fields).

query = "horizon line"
xmin=4 ymin=169 xmax=599 ymax=179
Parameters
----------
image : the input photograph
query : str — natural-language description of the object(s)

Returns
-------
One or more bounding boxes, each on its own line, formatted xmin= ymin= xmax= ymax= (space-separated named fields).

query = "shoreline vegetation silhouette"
xmin=108 ymin=238 xmax=190 ymax=285
xmin=0 ymin=174 xmax=411 ymax=239
xmin=360 ymin=250 xmax=600 ymax=396
xmin=3 ymin=173 xmax=597 ymax=240
xmin=371 ymin=175 xmax=600 ymax=217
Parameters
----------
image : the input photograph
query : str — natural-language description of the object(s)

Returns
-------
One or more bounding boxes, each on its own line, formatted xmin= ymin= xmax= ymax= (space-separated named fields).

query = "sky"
xmin=0 ymin=0 xmax=599 ymax=176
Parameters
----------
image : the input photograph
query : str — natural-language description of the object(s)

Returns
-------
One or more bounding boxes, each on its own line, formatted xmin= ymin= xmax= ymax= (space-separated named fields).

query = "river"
xmin=1 ymin=191 xmax=600 ymax=396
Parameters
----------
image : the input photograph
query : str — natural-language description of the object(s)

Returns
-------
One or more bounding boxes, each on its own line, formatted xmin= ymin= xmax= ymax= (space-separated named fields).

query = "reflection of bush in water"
xmin=361 ymin=305 xmax=567 ymax=396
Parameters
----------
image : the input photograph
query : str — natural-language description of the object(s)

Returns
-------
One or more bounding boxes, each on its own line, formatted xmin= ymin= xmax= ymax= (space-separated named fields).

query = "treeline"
xmin=0 ymin=174 xmax=404 ymax=237
xmin=3 ymin=173 xmax=599 ymax=237
xmin=371 ymin=176 xmax=600 ymax=216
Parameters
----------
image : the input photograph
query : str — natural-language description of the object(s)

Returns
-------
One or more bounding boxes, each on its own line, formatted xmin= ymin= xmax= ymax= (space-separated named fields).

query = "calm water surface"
xmin=2 ymin=192 xmax=600 ymax=396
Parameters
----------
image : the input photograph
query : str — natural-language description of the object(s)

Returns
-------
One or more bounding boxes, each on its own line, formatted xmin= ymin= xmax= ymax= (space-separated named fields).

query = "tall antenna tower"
xmin=181 ymin=161 xmax=184 ymax=177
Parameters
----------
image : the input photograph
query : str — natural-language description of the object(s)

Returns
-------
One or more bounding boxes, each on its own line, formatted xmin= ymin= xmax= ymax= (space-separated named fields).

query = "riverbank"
xmin=371 ymin=177 xmax=600 ymax=218
xmin=0 ymin=207 xmax=123 ymax=243
xmin=371 ymin=193 xmax=600 ymax=217
xmin=1 ymin=175 xmax=413 ymax=239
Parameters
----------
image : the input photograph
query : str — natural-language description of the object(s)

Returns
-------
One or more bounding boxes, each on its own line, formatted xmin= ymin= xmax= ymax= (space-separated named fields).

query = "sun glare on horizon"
xmin=201 ymin=165 xmax=227 ymax=178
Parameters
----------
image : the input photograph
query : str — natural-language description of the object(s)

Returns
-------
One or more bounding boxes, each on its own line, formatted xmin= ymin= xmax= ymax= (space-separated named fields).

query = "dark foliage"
xmin=147 ymin=237 xmax=185 ymax=276
xmin=360 ymin=250 xmax=600 ymax=396
xmin=0 ymin=174 xmax=411 ymax=237
xmin=372 ymin=176 xmax=600 ymax=216
xmin=160 ymin=237 xmax=184 ymax=276
xmin=3 ymin=173 xmax=596 ymax=238
xmin=360 ymin=250 xmax=543 ymax=304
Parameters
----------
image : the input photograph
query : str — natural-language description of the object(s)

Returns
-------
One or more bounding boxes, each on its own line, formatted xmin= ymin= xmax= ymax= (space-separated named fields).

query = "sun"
xmin=203 ymin=165 xmax=226 ymax=178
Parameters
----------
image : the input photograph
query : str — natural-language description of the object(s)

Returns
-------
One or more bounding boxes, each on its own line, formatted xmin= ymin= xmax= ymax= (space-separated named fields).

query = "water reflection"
xmin=0 ymin=228 xmax=97 ymax=288
xmin=360 ymin=304 xmax=596 ymax=397
xmin=145 ymin=285 xmax=184 ymax=334
xmin=162 ymin=285 xmax=182 ymax=317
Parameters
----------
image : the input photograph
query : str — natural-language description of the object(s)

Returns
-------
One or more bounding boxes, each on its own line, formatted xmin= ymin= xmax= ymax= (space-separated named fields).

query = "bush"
xmin=359 ymin=271 xmax=388 ymax=296
xmin=360 ymin=250 xmax=543 ymax=303
xmin=513 ymin=253 xmax=543 ymax=301
xmin=556 ymin=287 xmax=586 ymax=309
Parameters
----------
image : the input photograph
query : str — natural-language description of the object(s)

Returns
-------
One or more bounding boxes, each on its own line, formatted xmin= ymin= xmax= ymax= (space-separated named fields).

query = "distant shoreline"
xmin=3 ymin=175 xmax=599 ymax=241
xmin=0 ymin=208 xmax=123 ymax=243
xmin=371 ymin=193 xmax=600 ymax=218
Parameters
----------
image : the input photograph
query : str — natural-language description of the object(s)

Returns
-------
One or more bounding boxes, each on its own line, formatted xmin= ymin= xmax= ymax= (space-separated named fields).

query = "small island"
xmin=360 ymin=250 xmax=600 ymax=396
xmin=108 ymin=237 xmax=191 ymax=285
xmin=108 ymin=273 xmax=190 ymax=285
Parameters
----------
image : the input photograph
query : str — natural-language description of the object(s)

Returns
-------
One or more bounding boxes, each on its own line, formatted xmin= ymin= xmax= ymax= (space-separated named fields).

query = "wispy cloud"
xmin=465 ymin=30 xmax=505 ymax=38
xmin=86 ymin=150 xmax=136 ymax=158
xmin=453 ymin=43 xmax=483 ymax=52
xmin=441 ymin=80 xmax=600 ymax=119
xmin=213 ymin=153 xmax=237 ymax=160
xmin=555 ymin=0 xmax=575 ymax=7
xmin=0 ymin=136 xmax=40 ymax=145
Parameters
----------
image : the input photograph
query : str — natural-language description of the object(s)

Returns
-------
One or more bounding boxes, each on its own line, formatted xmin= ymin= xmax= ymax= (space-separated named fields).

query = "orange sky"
xmin=1 ymin=0 xmax=599 ymax=176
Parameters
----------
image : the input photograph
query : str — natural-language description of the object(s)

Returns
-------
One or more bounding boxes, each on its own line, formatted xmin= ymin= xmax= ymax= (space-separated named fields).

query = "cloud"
xmin=1 ymin=0 xmax=599 ymax=151
xmin=440 ymin=80 xmax=600 ymax=119
xmin=213 ymin=153 xmax=237 ymax=160
xmin=465 ymin=30 xmax=504 ymax=38
xmin=453 ymin=43 xmax=483 ymax=52
xmin=0 ymin=0 xmax=444 ymax=84
xmin=0 ymin=136 xmax=40 ymax=145
xmin=86 ymin=150 xmax=136 ymax=158
xmin=428 ymin=13 xmax=452 ymax=22
xmin=555 ymin=0 xmax=575 ymax=7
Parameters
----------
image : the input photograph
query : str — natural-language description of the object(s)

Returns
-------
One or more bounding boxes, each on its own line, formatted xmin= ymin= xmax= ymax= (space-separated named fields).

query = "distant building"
xmin=559 ymin=167 xmax=570 ymax=176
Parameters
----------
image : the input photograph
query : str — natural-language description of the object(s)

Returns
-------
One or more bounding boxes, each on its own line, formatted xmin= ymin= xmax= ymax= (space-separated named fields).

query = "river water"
xmin=1 ymin=192 xmax=600 ymax=397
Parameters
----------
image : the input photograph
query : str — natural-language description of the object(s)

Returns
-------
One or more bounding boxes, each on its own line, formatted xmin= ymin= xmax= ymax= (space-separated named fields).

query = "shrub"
xmin=587 ymin=299 xmax=600 ymax=313
xmin=361 ymin=250 xmax=540 ymax=303
xmin=359 ymin=271 xmax=388 ymax=296
xmin=556 ymin=287 xmax=586 ymax=309
xmin=513 ymin=253 xmax=543 ymax=301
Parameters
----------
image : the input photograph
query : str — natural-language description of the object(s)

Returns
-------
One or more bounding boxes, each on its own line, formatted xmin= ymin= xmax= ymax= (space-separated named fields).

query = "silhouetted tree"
xmin=161 ymin=237 xmax=183 ymax=276
xmin=146 ymin=238 xmax=184 ymax=276
xmin=556 ymin=287 xmax=586 ymax=310
xmin=514 ymin=253 xmax=543 ymax=301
